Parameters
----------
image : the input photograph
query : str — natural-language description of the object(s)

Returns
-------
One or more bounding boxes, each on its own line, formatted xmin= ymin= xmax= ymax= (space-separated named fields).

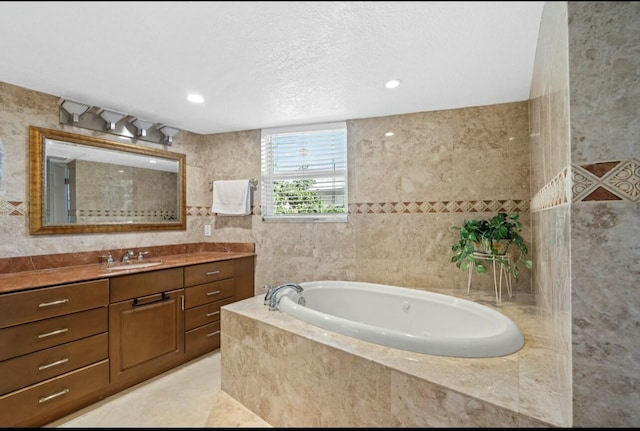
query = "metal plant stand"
xmin=466 ymin=252 xmax=513 ymax=305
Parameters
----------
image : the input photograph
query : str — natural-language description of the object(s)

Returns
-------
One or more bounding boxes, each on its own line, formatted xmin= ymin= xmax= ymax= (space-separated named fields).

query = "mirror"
xmin=29 ymin=126 xmax=186 ymax=234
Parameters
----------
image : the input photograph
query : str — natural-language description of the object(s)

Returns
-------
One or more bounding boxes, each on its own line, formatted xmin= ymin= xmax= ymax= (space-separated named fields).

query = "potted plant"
xmin=451 ymin=212 xmax=532 ymax=281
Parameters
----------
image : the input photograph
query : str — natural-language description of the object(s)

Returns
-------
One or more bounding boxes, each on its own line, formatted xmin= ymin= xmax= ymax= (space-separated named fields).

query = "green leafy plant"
xmin=451 ymin=212 xmax=533 ymax=281
xmin=273 ymin=179 xmax=344 ymax=214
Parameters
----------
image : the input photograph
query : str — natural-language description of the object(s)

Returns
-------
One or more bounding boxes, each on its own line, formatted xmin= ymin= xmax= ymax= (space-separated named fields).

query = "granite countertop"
xmin=0 ymin=251 xmax=255 ymax=294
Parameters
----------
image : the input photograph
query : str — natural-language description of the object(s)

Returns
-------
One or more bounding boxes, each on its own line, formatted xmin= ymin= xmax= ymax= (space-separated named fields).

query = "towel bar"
xmin=209 ymin=178 xmax=258 ymax=191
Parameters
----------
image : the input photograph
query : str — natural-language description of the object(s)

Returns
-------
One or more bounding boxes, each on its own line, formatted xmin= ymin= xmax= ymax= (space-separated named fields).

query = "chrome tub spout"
xmin=265 ymin=282 xmax=303 ymax=311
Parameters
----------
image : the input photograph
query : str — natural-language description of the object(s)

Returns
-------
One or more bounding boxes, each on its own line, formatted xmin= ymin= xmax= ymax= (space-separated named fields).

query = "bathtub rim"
xmin=277 ymin=280 xmax=525 ymax=358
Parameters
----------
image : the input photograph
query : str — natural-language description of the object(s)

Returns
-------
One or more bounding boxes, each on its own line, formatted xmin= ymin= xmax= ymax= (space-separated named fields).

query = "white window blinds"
xmin=261 ymin=122 xmax=348 ymax=222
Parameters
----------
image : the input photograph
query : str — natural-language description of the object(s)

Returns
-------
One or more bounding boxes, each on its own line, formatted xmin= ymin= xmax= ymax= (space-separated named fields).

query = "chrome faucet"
xmin=265 ymin=282 xmax=303 ymax=311
xmin=121 ymin=250 xmax=134 ymax=263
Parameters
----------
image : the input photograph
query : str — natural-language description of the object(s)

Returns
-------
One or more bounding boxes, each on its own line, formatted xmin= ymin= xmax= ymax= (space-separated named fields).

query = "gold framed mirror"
xmin=29 ymin=126 xmax=186 ymax=234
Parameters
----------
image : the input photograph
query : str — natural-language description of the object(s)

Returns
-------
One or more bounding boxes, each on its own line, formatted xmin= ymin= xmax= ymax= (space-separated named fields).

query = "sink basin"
xmin=106 ymin=261 xmax=163 ymax=271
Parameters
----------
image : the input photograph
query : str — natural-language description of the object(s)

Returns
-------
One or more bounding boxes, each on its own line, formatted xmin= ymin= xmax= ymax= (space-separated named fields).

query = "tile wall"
xmin=567 ymin=1 xmax=640 ymax=427
xmin=530 ymin=1 xmax=640 ymax=427
xmin=0 ymin=81 xmax=532 ymax=298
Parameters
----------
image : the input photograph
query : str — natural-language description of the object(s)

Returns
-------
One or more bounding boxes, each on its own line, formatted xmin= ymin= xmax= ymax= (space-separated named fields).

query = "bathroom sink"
xmin=106 ymin=261 xmax=163 ymax=271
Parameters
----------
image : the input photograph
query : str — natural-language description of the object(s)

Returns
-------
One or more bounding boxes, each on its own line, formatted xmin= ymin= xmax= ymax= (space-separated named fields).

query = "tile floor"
xmin=44 ymin=352 xmax=271 ymax=428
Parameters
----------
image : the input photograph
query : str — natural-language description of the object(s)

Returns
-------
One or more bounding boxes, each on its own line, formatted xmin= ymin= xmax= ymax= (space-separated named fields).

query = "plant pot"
xmin=481 ymin=238 xmax=510 ymax=255
xmin=472 ymin=241 xmax=484 ymax=253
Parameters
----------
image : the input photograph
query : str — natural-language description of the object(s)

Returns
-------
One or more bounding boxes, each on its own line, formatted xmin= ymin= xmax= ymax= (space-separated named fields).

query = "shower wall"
xmin=530 ymin=1 xmax=640 ymax=427
xmin=567 ymin=1 xmax=640 ymax=427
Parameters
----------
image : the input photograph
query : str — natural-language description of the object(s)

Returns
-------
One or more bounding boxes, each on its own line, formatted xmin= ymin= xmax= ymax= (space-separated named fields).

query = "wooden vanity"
xmin=0 ymin=244 xmax=255 ymax=427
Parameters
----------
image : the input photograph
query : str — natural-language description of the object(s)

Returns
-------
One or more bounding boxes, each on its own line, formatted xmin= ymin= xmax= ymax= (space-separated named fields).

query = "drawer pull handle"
xmin=38 ymin=299 xmax=69 ymax=308
xmin=39 ymin=358 xmax=69 ymax=371
xmin=206 ymin=330 xmax=221 ymax=337
xmin=206 ymin=290 xmax=221 ymax=296
xmin=39 ymin=388 xmax=69 ymax=403
xmin=38 ymin=328 xmax=69 ymax=339
xmin=205 ymin=270 xmax=221 ymax=276
xmin=206 ymin=311 xmax=220 ymax=317
xmin=133 ymin=292 xmax=168 ymax=307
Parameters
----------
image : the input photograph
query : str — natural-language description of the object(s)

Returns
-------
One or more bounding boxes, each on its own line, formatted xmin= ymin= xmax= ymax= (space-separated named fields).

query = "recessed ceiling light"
xmin=385 ymin=132 xmax=395 ymax=137
xmin=187 ymin=93 xmax=204 ymax=104
xmin=385 ymin=79 xmax=401 ymax=89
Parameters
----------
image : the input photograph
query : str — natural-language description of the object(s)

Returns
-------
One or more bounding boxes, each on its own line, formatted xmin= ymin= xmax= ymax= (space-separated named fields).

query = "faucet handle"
xmin=137 ymin=251 xmax=150 ymax=261
xmin=263 ymin=285 xmax=274 ymax=304
xmin=100 ymin=254 xmax=114 ymax=267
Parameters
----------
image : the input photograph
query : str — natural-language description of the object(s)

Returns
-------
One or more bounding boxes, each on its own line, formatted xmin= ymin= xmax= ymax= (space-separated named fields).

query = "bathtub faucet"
xmin=265 ymin=282 xmax=303 ymax=311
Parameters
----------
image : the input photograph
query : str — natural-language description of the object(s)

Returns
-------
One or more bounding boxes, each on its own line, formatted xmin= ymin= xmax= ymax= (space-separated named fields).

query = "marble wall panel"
xmin=569 ymin=1 xmax=640 ymax=164
xmin=528 ymin=0 xmax=573 ymax=426
xmin=529 ymin=2 xmax=571 ymax=193
xmin=571 ymin=202 xmax=640 ymax=427
xmin=568 ymin=1 xmax=640 ymax=427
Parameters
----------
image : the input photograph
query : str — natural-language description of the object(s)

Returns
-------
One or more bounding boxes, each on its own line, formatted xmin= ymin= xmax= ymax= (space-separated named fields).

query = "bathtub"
xmin=275 ymin=280 xmax=525 ymax=358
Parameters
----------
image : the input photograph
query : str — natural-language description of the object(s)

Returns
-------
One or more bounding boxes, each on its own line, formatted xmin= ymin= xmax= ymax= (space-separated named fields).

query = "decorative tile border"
xmin=531 ymin=167 xmax=570 ymax=211
xmin=0 ymin=200 xmax=26 ymax=216
xmin=572 ymin=158 xmax=639 ymax=203
xmin=348 ymin=199 xmax=529 ymax=214
xmin=1 ymin=201 xmax=531 ymax=218
xmin=76 ymin=209 xmax=177 ymax=219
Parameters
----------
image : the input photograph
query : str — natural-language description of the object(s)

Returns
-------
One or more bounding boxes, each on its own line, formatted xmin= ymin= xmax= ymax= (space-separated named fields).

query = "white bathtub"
xmin=276 ymin=280 xmax=525 ymax=358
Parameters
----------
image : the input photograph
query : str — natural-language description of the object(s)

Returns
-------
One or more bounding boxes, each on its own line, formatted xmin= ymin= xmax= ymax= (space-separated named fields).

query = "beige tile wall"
xmin=530 ymin=1 xmax=640 ymax=427
xmin=0 ymin=80 xmax=534 ymax=299
xmin=528 ymin=1 xmax=573 ymax=427
xmin=567 ymin=1 xmax=640 ymax=427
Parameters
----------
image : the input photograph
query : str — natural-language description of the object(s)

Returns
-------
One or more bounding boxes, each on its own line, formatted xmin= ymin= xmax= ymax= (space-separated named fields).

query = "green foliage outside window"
xmin=274 ymin=179 xmax=344 ymax=214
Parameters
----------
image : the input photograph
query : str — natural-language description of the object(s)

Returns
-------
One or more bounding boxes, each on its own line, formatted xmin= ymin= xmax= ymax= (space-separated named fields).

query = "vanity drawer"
xmin=0 ymin=279 xmax=109 ymax=329
xmin=0 ymin=333 xmax=108 ymax=396
xmin=0 ymin=360 xmax=109 ymax=428
xmin=185 ymin=321 xmax=221 ymax=358
xmin=184 ymin=260 xmax=234 ymax=287
xmin=185 ymin=297 xmax=235 ymax=331
xmin=0 ymin=307 xmax=108 ymax=361
xmin=184 ymin=278 xmax=235 ymax=309
xmin=110 ymin=268 xmax=183 ymax=302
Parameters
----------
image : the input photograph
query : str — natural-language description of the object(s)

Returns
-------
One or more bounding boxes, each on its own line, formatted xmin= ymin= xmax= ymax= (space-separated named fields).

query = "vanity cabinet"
xmin=0 ymin=253 xmax=255 ymax=427
xmin=183 ymin=256 xmax=254 ymax=360
xmin=109 ymin=268 xmax=184 ymax=389
xmin=0 ymin=279 xmax=110 ymax=427
xmin=184 ymin=260 xmax=235 ymax=359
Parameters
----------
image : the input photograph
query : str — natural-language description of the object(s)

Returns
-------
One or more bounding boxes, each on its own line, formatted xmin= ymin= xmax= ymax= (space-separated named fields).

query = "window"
xmin=261 ymin=122 xmax=348 ymax=222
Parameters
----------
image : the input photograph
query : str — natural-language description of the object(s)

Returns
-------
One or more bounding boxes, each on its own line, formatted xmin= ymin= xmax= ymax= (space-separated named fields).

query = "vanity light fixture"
xmin=187 ymin=93 xmax=204 ymax=104
xmin=385 ymin=79 xmax=402 ymax=89
xmin=159 ymin=126 xmax=179 ymax=145
xmin=98 ymin=109 xmax=126 ymax=131
xmin=133 ymin=118 xmax=154 ymax=137
xmin=60 ymin=100 xmax=89 ymax=122
xmin=57 ymin=98 xmax=180 ymax=146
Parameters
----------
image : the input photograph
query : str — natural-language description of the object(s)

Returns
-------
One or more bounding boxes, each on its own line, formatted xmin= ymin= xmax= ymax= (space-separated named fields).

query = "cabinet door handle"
xmin=39 ymin=388 xmax=69 ymax=403
xmin=38 ymin=299 xmax=69 ymax=308
xmin=133 ymin=292 xmax=168 ymax=307
xmin=38 ymin=328 xmax=69 ymax=339
xmin=206 ymin=311 xmax=220 ymax=317
xmin=205 ymin=270 xmax=220 ymax=276
xmin=206 ymin=330 xmax=221 ymax=337
xmin=206 ymin=290 xmax=221 ymax=296
xmin=38 ymin=358 xmax=69 ymax=371
xmin=181 ymin=294 xmax=185 ymax=311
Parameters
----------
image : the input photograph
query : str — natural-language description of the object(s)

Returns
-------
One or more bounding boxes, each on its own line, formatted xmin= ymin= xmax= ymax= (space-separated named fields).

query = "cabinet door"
xmin=109 ymin=289 xmax=184 ymax=387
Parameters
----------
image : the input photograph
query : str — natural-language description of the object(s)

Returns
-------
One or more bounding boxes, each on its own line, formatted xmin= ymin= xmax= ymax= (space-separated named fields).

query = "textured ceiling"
xmin=0 ymin=1 xmax=544 ymax=135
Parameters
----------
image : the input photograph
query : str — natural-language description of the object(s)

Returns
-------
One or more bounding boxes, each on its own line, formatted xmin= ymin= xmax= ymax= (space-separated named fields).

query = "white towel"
xmin=212 ymin=179 xmax=251 ymax=216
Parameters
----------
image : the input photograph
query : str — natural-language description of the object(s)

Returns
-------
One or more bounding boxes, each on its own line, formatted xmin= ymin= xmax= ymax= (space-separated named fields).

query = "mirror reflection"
xmin=29 ymin=126 xmax=186 ymax=234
